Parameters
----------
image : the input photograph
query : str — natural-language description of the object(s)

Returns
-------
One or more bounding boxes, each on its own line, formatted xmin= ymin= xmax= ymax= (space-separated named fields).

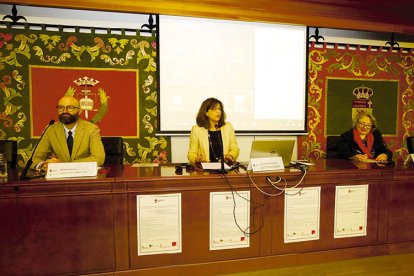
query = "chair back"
xmin=101 ymin=137 xmax=124 ymax=165
xmin=407 ymin=136 xmax=414 ymax=154
xmin=0 ymin=140 xmax=18 ymax=168
xmin=326 ymin=135 xmax=342 ymax=159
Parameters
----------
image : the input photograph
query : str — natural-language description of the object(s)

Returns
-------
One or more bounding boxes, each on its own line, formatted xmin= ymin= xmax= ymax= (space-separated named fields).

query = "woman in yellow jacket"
xmin=188 ymin=98 xmax=239 ymax=166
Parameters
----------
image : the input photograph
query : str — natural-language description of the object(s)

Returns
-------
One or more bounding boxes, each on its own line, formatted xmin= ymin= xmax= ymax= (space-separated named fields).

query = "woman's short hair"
xmin=353 ymin=111 xmax=377 ymax=130
xmin=196 ymin=98 xmax=226 ymax=129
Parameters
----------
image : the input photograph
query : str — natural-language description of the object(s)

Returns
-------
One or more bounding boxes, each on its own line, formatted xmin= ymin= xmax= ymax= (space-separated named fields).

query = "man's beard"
xmin=59 ymin=113 xmax=78 ymax=124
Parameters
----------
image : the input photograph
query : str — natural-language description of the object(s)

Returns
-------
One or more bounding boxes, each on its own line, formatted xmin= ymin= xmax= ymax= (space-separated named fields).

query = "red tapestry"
xmin=298 ymin=43 xmax=414 ymax=160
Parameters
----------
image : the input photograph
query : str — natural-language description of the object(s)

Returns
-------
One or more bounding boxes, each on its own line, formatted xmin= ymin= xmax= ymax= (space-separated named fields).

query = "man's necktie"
xmin=67 ymin=131 xmax=73 ymax=156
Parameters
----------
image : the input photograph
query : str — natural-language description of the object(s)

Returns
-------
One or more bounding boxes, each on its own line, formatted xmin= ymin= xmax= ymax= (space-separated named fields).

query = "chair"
xmin=407 ymin=136 xmax=414 ymax=154
xmin=0 ymin=140 xmax=18 ymax=168
xmin=326 ymin=135 xmax=342 ymax=159
xmin=101 ymin=137 xmax=124 ymax=165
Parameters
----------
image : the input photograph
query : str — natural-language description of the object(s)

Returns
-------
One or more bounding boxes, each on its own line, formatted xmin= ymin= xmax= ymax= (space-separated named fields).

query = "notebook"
xmin=249 ymin=139 xmax=296 ymax=167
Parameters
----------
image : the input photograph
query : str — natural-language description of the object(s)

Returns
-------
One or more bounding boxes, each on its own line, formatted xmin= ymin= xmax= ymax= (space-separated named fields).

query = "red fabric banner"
xmin=30 ymin=66 xmax=139 ymax=137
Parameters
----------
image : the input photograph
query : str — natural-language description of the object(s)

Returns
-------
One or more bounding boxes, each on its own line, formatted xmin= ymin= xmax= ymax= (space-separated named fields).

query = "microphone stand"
xmin=216 ymin=125 xmax=228 ymax=174
xmin=20 ymin=120 xmax=55 ymax=180
xmin=219 ymin=153 xmax=227 ymax=174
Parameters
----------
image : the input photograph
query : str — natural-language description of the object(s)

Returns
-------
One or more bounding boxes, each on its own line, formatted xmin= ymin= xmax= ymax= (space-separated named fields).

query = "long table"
xmin=1 ymin=159 xmax=414 ymax=275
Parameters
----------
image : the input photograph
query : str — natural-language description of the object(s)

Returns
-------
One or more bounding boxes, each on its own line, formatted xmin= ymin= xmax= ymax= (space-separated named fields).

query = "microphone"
xmin=215 ymin=124 xmax=227 ymax=174
xmin=20 ymin=119 xmax=55 ymax=180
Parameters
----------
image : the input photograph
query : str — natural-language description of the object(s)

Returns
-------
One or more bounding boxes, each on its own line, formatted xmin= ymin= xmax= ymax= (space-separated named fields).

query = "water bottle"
xmin=0 ymin=153 xmax=8 ymax=178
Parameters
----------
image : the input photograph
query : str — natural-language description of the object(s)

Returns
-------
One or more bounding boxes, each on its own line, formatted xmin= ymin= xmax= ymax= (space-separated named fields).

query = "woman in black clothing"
xmin=338 ymin=112 xmax=391 ymax=162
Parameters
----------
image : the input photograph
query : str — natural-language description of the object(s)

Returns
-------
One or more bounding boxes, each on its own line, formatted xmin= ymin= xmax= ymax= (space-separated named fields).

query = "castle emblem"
xmin=65 ymin=76 xmax=109 ymax=124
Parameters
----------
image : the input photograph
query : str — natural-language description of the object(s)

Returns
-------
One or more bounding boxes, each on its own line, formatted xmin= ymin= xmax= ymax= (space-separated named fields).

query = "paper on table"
xmin=201 ymin=162 xmax=231 ymax=170
xmin=294 ymin=160 xmax=315 ymax=166
xmin=132 ymin=163 xmax=159 ymax=167
xmin=359 ymin=158 xmax=388 ymax=163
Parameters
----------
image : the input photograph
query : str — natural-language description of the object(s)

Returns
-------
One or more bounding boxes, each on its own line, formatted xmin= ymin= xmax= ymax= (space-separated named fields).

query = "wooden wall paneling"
xmin=113 ymin=192 xmax=130 ymax=271
xmin=377 ymin=170 xmax=392 ymax=244
xmin=257 ymin=184 xmax=273 ymax=256
xmin=2 ymin=161 xmax=414 ymax=275
xmin=0 ymin=192 xmax=116 ymax=275
xmin=387 ymin=172 xmax=414 ymax=243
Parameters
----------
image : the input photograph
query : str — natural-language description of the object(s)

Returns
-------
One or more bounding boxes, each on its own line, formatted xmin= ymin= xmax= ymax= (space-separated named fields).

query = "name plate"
xmin=247 ymin=157 xmax=284 ymax=172
xmin=46 ymin=162 xmax=98 ymax=179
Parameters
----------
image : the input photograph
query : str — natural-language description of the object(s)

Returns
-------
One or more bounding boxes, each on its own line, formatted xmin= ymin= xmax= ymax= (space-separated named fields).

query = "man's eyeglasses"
xmin=56 ymin=105 xmax=79 ymax=112
xmin=358 ymin=122 xmax=372 ymax=128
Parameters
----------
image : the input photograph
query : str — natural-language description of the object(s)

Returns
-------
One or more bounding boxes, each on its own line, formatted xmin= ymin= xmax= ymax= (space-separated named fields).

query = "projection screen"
xmin=158 ymin=15 xmax=308 ymax=135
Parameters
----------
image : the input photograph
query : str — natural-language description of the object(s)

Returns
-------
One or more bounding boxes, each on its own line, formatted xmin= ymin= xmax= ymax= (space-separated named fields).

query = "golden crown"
xmin=73 ymin=76 xmax=100 ymax=87
xmin=353 ymin=85 xmax=373 ymax=99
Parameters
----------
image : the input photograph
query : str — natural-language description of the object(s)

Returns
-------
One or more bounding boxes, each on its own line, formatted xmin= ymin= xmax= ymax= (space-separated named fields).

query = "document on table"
xmin=359 ymin=158 xmax=388 ymax=163
xmin=284 ymin=187 xmax=321 ymax=243
xmin=137 ymin=193 xmax=182 ymax=255
xmin=334 ymin=185 xmax=368 ymax=238
xmin=210 ymin=191 xmax=250 ymax=250
xmin=201 ymin=162 xmax=231 ymax=170
xmin=132 ymin=163 xmax=159 ymax=167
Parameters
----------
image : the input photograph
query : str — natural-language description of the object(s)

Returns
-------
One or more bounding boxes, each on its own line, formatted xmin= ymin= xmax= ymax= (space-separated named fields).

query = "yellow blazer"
xmin=31 ymin=119 xmax=105 ymax=168
xmin=188 ymin=122 xmax=239 ymax=164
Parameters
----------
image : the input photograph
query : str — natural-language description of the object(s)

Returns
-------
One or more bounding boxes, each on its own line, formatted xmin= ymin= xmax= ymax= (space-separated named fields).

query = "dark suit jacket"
xmin=31 ymin=119 xmax=105 ymax=168
xmin=338 ymin=128 xmax=391 ymax=160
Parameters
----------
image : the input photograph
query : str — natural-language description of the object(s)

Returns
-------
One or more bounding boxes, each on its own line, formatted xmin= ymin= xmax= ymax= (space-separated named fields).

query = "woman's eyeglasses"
xmin=209 ymin=107 xmax=222 ymax=111
xmin=358 ymin=122 xmax=372 ymax=128
xmin=56 ymin=105 xmax=79 ymax=112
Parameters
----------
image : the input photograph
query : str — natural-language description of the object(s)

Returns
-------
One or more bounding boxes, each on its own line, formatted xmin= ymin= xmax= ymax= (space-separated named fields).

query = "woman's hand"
xmin=375 ymin=153 xmax=388 ymax=162
xmin=224 ymin=154 xmax=234 ymax=165
xmin=194 ymin=155 xmax=206 ymax=163
xmin=225 ymin=154 xmax=234 ymax=161
xmin=194 ymin=155 xmax=207 ymax=171
xmin=352 ymin=154 xmax=368 ymax=161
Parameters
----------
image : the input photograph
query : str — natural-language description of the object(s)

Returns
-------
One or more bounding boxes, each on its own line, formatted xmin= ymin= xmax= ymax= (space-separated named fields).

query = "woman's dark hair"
xmin=196 ymin=98 xmax=226 ymax=129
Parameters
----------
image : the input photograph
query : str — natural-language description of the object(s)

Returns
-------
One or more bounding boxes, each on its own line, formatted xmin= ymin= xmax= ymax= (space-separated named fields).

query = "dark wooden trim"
xmin=1 ymin=0 xmax=414 ymax=34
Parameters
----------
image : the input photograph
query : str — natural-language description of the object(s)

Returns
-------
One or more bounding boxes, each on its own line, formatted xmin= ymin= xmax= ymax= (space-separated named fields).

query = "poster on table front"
xmin=137 ymin=193 xmax=182 ymax=255
xmin=284 ymin=187 xmax=321 ymax=243
xmin=334 ymin=185 xmax=368 ymax=238
xmin=210 ymin=191 xmax=250 ymax=250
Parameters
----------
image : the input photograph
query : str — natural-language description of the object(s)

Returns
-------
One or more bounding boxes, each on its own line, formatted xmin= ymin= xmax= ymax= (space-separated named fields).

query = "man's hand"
xmin=41 ymin=156 xmax=61 ymax=171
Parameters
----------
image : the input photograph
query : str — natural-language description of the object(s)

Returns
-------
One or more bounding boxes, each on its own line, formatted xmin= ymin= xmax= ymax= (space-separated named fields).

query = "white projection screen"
xmin=158 ymin=15 xmax=308 ymax=134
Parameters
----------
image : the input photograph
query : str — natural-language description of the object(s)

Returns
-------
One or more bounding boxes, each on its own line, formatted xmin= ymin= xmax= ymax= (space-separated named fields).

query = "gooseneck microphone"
xmin=20 ymin=119 xmax=55 ymax=180
xmin=215 ymin=124 xmax=228 ymax=174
